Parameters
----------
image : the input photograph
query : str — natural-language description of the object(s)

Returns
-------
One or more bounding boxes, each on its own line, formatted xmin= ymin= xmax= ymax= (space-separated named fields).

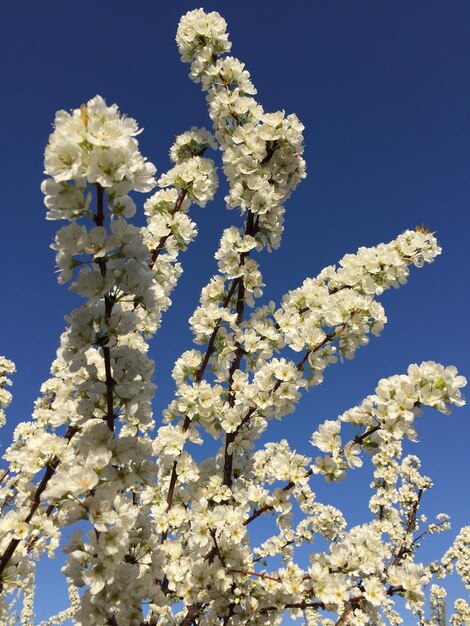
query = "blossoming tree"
xmin=0 ymin=8 xmax=468 ymax=626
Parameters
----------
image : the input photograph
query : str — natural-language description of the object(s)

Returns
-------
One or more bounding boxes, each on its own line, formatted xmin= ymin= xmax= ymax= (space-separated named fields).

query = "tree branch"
xmin=94 ymin=184 xmax=116 ymax=433
xmin=148 ymin=189 xmax=188 ymax=270
xmin=0 ymin=425 xmax=77 ymax=587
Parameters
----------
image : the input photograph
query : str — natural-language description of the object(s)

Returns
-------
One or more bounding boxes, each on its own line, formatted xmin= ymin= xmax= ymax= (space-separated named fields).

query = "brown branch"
xmin=253 ymin=539 xmax=295 ymax=563
xmin=194 ymin=277 xmax=242 ymax=384
xmin=296 ymin=285 xmax=350 ymax=318
xmin=243 ymin=401 xmax=405 ymax=529
xmin=179 ymin=603 xmax=205 ymax=626
xmin=391 ymin=488 xmax=424 ymax=566
xmin=260 ymin=140 xmax=280 ymax=165
xmin=163 ymin=252 xmax=243 ymax=514
xmin=353 ymin=424 xmax=381 ymax=445
xmin=208 ymin=528 xmax=226 ymax=567
xmin=295 ymin=350 xmax=312 ymax=371
xmin=232 ymin=569 xmax=282 ymax=583
xmin=225 ymin=329 xmax=339 ymax=500
xmin=335 ymin=587 xmax=403 ymax=626
xmin=0 ymin=425 xmax=77 ymax=588
xmin=148 ymin=146 xmax=208 ymax=271
xmin=240 ymin=333 xmax=348 ymax=526
xmin=94 ymin=184 xmax=116 ymax=433
xmin=165 ymin=218 xmax=259 ymax=509
xmin=412 ymin=517 xmax=448 ymax=545
xmin=0 ymin=391 xmax=58 ymax=500
xmin=102 ymin=343 xmax=115 ymax=433
xmin=259 ymin=601 xmax=325 ymax=615
xmin=335 ymin=602 xmax=355 ymax=626
xmin=165 ymin=461 xmax=180 ymax=515
xmin=148 ymin=189 xmax=188 ymax=269
xmin=164 ymin=277 xmax=241 ymax=513
xmin=166 ymin=140 xmax=284 ymax=508
xmin=248 ymin=399 xmax=418 ymax=535
xmin=222 ymin=605 xmax=236 ymax=626
xmin=222 ymin=210 xmax=258 ymax=487
xmin=1 ymin=492 xmax=16 ymax=513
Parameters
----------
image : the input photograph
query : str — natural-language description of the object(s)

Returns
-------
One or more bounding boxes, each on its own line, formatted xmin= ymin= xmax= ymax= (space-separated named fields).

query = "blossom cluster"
xmin=440 ymin=526 xmax=470 ymax=590
xmin=275 ymin=228 xmax=441 ymax=384
xmin=311 ymin=361 xmax=466 ymax=482
xmin=177 ymin=8 xmax=306 ymax=249
xmin=450 ymin=598 xmax=470 ymax=626
xmin=42 ymin=95 xmax=156 ymax=221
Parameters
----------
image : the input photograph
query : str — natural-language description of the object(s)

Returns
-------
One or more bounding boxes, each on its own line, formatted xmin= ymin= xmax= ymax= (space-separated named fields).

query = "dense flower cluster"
xmin=0 ymin=93 xmax=220 ymax=621
xmin=310 ymin=361 xmax=466 ymax=482
xmin=274 ymin=229 xmax=441 ymax=384
xmin=0 ymin=8 xmax=467 ymax=626
xmin=450 ymin=598 xmax=470 ymax=626
xmin=439 ymin=526 xmax=470 ymax=590
xmin=177 ymin=20 xmax=307 ymax=248
xmin=42 ymin=95 xmax=156 ymax=221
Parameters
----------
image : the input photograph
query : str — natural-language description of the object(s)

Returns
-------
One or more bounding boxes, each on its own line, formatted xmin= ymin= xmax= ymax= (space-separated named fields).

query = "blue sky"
xmin=0 ymin=0 xmax=469 ymax=623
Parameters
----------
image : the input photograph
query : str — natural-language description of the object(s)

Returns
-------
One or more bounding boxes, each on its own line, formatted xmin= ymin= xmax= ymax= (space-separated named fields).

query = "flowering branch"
xmin=0 ymin=9 xmax=467 ymax=626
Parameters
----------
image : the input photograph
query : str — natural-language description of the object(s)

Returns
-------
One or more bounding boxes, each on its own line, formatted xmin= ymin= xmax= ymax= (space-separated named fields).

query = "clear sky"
xmin=0 ymin=1 xmax=469 ymax=623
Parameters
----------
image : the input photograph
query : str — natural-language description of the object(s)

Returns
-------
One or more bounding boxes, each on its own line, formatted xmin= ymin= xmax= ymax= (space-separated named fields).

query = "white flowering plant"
xmin=0 ymin=8 xmax=468 ymax=626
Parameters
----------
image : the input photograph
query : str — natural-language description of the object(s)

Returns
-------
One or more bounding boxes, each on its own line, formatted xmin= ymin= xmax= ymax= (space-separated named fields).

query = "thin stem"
xmin=232 ymin=570 xmax=282 ymax=583
xmin=391 ymin=488 xmax=424 ymax=566
xmin=179 ymin=604 xmax=205 ymax=626
xmin=194 ymin=277 xmax=242 ymax=383
xmin=148 ymin=146 xmax=207 ymax=270
xmin=148 ymin=189 xmax=188 ymax=269
xmin=259 ymin=601 xmax=325 ymax=615
xmin=412 ymin=517 xmax=448 ymax=545
xmin=94 ymin=184 xmax=116 ymax=433
xmin=223 ymin=210 xmax=258 ymax=487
